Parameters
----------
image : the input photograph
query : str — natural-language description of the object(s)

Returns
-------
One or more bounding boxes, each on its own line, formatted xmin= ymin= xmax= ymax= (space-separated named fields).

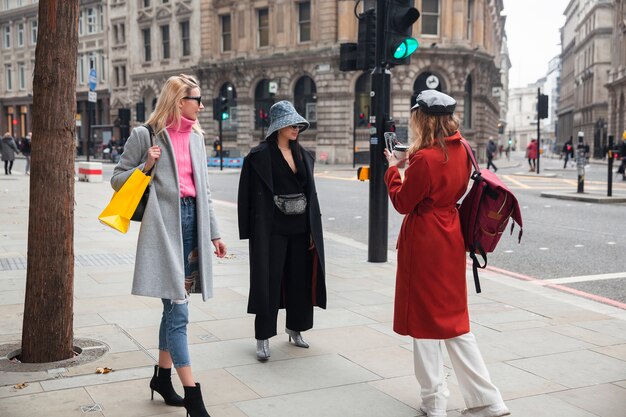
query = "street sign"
xmin=88 ymin=68 xmax=97 ymax=91
xmin=88 ymin=91 xmax=97 ymax=103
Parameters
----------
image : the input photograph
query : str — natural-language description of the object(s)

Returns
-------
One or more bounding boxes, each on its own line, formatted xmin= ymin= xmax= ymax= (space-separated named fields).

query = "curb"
xmin=540 ymin=191 xmax=626 ymax=203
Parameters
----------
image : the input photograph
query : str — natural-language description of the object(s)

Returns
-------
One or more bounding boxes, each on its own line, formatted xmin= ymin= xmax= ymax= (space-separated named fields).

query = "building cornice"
xmin=0 ymin=4 xmax=38 ymax=23
xmin=574 ymin=28 xmax=614 ymax=52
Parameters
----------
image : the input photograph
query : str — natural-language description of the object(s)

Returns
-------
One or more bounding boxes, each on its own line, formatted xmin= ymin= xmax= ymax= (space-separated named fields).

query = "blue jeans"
xmin=158 ymin=197 xmax=198 ymax=368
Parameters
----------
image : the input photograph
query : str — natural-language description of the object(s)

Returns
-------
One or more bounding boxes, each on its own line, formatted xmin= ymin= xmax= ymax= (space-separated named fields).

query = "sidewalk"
xmin=0 ymin=167 xmax=625 ymax=417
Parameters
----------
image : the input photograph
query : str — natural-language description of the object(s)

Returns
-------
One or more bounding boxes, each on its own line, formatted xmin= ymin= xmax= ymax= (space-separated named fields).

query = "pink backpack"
xmin=458 ymin=139 xmax=523 ymax=293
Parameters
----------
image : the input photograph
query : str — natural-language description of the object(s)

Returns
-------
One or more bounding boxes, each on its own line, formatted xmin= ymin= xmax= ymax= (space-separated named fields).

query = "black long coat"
xmin=237 ymin=141 xmax=326 ymax=315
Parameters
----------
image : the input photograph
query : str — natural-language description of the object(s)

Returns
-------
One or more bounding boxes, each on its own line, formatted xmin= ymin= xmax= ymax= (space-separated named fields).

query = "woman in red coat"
xmin=526 ymin=139 xmax=538 ymax=172
xmin=384 ymin=90 xmax=509 ymax=417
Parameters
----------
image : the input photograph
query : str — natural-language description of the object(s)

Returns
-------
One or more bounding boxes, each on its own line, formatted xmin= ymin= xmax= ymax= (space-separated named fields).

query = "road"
xmin=96 ymin=151 xmax=625 ymax=304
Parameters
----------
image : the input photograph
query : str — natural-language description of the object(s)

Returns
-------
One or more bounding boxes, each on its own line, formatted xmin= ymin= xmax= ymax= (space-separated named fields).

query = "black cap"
xmin=411 ymin=90 xmax=456 ymax=115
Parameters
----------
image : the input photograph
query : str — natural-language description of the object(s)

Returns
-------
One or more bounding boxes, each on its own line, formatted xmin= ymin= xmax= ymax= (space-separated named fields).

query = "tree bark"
xmin=21 ymin=0 xmax=79 ymax=363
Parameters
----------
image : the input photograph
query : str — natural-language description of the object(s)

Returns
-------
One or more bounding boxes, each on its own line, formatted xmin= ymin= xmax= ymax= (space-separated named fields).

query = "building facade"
xmin=506 ymin=82 xmax=542 ymax=152
xmin=606 ymin=0 xmax=626 ymax=144
xmin=1 ymin=0 xmax=507 ymax=163
xmin=194 ymin=0 xmax=507 ymax=163
xmin=557 ymin=0 xmax=614 ymax=157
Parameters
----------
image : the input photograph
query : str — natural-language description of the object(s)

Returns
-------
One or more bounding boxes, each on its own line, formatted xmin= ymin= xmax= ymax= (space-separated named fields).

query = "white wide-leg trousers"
xmin=413 ymin=332 xmax=504 ymax=416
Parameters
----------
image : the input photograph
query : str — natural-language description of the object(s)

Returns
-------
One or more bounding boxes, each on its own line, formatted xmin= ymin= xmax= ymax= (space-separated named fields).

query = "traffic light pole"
xmin=218 ymin=118 xmax=223 ymax=171
xmin=536 ymin=88 xmax=540 ymax=175
xmin=368 ymin=0 xmax=390 ymax=263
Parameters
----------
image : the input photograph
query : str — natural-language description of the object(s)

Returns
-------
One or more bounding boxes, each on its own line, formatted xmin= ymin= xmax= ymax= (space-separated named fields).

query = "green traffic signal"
xmin=393 ymin=37 xmax=419 ymax=59
xmin=221 ymin=112 xmax=229 ymax=120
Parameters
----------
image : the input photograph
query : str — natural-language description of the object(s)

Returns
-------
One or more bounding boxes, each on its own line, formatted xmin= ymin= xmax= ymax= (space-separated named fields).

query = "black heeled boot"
xmin=149 ymin=365 xmax=184 ymax=406
xmin=184 ymin=383 xmax=211 ymax=417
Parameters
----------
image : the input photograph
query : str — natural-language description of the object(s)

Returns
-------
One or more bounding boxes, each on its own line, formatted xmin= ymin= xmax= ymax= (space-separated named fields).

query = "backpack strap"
xmin=469 ymin=243 xmax=487 ymax=293
xmin=142 ymin=124 xmax=155 ymax=175
xmin=460 ymin=139 xmax=480 ymax=176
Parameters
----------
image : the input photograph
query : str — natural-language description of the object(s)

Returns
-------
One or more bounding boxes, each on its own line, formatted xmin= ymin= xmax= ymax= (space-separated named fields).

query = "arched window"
xmin=464 ymin=76 xmax=473 ymax=129
xmin=412 ymin=71 xmax=445 ymax=107
xmin=354 ymin=73 xmax=371 ymax=128
xmin=254 ymin=79 xmax=274 ymax=130
xmin=294 ymin=76 xmax=317 ymax=129
xmin=219 ymin=82 xmax=237 ymax=130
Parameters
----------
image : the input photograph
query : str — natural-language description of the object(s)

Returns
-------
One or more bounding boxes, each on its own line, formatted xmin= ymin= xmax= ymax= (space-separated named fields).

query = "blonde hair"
xmin=146 ymin=74 xmax=203 ymax=135
xmin=408 ymin=109 xmax=460 ymax=160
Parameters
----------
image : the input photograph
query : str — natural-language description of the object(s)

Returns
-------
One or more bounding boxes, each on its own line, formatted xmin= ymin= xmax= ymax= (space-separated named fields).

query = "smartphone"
xmin=384 ymin=132 xmax=397 ymax=152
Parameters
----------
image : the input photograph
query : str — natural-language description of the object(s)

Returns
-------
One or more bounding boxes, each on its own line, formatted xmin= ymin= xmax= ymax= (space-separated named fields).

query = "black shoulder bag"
xmin=131 ymin=124 xmax=155 ymax=222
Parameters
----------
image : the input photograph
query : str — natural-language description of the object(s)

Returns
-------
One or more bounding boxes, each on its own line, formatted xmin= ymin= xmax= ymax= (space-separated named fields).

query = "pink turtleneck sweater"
xmin=166 ymin=116 xmax=196 ymax=198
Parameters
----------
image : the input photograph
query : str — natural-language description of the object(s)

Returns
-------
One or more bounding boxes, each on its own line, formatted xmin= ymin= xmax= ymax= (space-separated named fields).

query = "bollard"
xmin=77 ymin=162 xmax=103 ymax=183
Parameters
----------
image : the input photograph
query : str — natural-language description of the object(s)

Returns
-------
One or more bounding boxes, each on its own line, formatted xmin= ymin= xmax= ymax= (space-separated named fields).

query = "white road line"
xmin=532 ymin=272 xmax=626 ymax=285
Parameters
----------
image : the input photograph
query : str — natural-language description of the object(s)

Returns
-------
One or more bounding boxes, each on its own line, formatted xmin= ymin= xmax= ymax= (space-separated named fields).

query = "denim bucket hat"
xmin=265 ymin=100 xmax=310 ymax=139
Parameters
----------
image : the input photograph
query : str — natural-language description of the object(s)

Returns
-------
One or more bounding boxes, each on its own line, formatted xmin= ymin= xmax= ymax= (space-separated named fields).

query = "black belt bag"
xmin=273 ymin=193 xmax=307 ymax=215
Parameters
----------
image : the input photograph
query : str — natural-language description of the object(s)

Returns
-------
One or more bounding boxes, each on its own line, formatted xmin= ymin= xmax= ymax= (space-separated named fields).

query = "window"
xmin=466 ymin=0 xmax=473 ymax=40
xmin=3 ymin=25 xmax=11 ymax=49
xmin=87 ymin=8 xmax=96 ymax=33
xmin=354 ymin=73 xmax=371 ymax=127
xmin=3 ymin=1 xmax=10 ymax=12
xmin=100 ymin=53 xmax=106 ymax=81
xmin=114 ymin=65 xmax=127 ymax=87
xmin=464 ymin=76 xmax=472 ymax=129
xmin=294 ymin=76 xmax=317 ymax=127
xmin=78 ymin=10 xmax=83 ymax=35
xmin=18 ymin=62 xmax=25 ymax=90
xmin=421 ymin=0 xmax=439 ymax=36
xmin=5 ymin=64 xmax=12 ymax=91
xmin=258 ymin=8 xmax=269 ymax=47
xmin=143 ymin=0 xmax=150 ymax=7
xmin=78 ymin=54 xmax=85 ymax=85
xmin=298 ymin=2 xmax=311 ymax=43
xmin=161 ymin=25 xmax=170 ymax=59
xmin=254 ymin=79 xmax=274 ymax=129
xmin=88 ymin=52 xmax=96 ymax=71
xmin=220 ymin=14 xmax=231 ymax=52
xmin=17 ymin=23 xmax=23 ymax=46
xmin=30 ymin=19 xmax=37 ymax=44
xmin=120 ymin=24 xmax=125 ymax=43
xmin=143 ymin=28 xmax=151 ymax=61
xmin=180 ymin=21 xmax=190 ymax=56
xmin=98 ymin=5 xmax=104 ymax=32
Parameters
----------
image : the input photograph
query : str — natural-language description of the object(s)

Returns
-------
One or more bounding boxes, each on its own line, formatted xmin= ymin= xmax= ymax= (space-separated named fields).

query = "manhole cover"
xmin=0 ymin=338 xmax=109 ymax=372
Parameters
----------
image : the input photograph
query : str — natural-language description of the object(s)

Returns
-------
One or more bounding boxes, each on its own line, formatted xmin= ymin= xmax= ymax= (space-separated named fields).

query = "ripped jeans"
xmin=158 ymin=197 xmax=198 ymax=368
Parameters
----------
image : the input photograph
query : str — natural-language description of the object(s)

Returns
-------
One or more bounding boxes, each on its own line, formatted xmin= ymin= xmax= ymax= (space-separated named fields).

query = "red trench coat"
xmin=384 ymin=131 xmax=471 ymax=339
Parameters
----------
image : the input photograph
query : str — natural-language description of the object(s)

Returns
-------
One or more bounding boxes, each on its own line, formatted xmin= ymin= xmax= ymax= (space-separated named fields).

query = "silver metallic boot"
xmin=256 ymin=339 xmax=270 ymax=361
xmin=285 ymin=328 xmax=309 ymax=348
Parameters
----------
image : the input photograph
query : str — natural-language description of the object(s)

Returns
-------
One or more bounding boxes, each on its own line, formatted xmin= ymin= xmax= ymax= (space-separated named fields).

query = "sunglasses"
xmin=289 ymin=124 xmax=305 ymax=130
xmin=183 ymin=96 xmax=202 ymax=105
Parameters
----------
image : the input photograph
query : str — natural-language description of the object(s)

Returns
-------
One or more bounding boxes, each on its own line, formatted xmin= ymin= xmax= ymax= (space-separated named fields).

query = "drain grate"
xmin=0 ymin=253 xmax=135 ymax=271
xmin=80 ymin=404 xmax=103 ymax=413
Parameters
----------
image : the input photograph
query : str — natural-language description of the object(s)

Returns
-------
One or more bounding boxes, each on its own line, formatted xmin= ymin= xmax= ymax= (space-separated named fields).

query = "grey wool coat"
xmin=111 ymin=125 xmax=221 ymax=301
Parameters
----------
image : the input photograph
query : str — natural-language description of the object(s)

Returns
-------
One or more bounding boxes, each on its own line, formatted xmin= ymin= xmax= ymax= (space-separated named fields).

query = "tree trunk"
xmin=21 ymin=0 xmax=79 ymax=363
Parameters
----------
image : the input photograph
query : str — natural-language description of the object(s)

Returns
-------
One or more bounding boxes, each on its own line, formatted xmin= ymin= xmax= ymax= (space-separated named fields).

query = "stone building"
xmin=557 ymin=0 xmax=614 ymax=157
xmin=196 ymin=0 xmax=507 ymax=163
xmin=506 ymin=82 xmax=542 ymax=153
xmin=0 ymin=0 xmax=111 ymax=155
xmin=606 ymin=0 xmax=626 ymax=143
xmin=1 ymin=0 xmax=507 ymax=163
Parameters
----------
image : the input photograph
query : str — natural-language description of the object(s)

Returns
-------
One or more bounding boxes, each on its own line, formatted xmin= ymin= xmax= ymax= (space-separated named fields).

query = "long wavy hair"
xmin=408 ymin=109 xmax=460 ymax=160
xmin=266 ymin=130 xmax=303 ymax=161
xmin=145 ymin=74 xmax=203 ymax=135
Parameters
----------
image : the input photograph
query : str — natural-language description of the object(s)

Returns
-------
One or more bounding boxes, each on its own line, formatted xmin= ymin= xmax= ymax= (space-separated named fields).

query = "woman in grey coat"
xmin=111 ymin=74 xmax=226 ymax=417
xmin=1 ymin=132 xmax=20 ymax=175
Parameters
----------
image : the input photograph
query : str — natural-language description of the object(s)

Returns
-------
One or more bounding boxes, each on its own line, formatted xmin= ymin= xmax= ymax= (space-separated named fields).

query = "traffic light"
xmin=384 ymin=0 xmax=420 ymax=66
xmin=538 ymin=94 xmax=549 ymax=119
xmin=340 ymin=7 xmax=376 ymax=72
xmin=213 ymin=96 xmax=229 ymax=121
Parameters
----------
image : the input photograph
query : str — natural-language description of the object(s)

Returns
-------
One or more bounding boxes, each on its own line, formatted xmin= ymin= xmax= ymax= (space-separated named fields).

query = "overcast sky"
xmin=503 ymin=0 xmax=569 ymax=88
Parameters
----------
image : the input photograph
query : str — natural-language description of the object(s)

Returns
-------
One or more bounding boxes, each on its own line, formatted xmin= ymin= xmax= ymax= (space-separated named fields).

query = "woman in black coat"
xmin=238 ymin=100 xmax=326 ymax=361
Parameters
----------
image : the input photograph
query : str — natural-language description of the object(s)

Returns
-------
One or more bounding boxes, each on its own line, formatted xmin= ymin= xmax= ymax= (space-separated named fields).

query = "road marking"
xmin=484 ymin=265 xmax=626 ymax=310
xmin=539 ymin=247 xmax=549 ymax=251
xmin=501 ymin=175 xmax=530 ymax=189
xmin=532 ymin=272 xmax=626 ymax=285
xmin=607 ymin=242 xmax=616 ymax=245
xmin=574 ymin=244 xmax=584 ymax=248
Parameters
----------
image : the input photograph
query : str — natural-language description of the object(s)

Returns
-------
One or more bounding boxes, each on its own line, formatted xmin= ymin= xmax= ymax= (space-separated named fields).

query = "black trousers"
xmin=255 ymin=232 xmax=313 ymax=340
xmin=4 ymin=160 xmax=13 ymax=174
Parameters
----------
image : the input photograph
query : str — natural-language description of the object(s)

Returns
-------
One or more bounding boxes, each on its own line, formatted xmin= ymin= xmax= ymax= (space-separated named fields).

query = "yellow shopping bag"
xmin=98 ymin=169 xmax=152 ymax=233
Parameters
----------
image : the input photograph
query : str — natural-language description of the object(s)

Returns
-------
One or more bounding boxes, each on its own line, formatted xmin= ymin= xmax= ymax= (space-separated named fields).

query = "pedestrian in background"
xmin=111 ymin=74 xmax=227 ymax=417
xmin=21 ymin=132 xmax=32 ymax=175
xmin=618 ymin=133 xmax=626 ymax=181
xmin=562 ymin=137 xmax=574 ymax=169
xmin=486 ymin=138 xmax=498 ymax=172
xmin=526 ymin=139 xmax=537 ymax=172
xmin=1 ymin=132 xmax=19 ymax=175
xmin=237 ymin=100 xmax=326 ymax=362
xmin=384 ymin=90 xmax=510 ymax=417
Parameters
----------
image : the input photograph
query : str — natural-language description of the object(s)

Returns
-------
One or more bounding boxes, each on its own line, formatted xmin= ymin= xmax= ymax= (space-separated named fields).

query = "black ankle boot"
xmin=184 ymin=383 xmax=210 ymax=417
xmin=149 ymin=365 xmax=184 ymax=406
